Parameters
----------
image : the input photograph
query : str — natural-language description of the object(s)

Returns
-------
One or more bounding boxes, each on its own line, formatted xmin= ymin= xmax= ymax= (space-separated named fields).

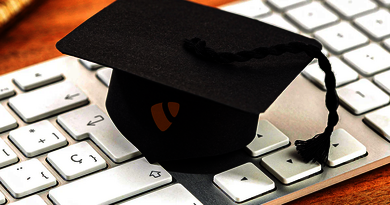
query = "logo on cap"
xmin=151 ymin=102 xmax=180 ymax=131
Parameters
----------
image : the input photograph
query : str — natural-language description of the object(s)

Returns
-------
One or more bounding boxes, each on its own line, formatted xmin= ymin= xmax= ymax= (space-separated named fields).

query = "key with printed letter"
xmin=57 ymin=105 xmax=141 ymax=163
xmin=49 ymin=157 xmax=172 ymax=205
xmin=8 ymin=81 xmax=88 ymax=123
xmin=0 ymin=82 xmax=15 ymax=100
xmin=13 ymin=65 xmax=63 ymax=91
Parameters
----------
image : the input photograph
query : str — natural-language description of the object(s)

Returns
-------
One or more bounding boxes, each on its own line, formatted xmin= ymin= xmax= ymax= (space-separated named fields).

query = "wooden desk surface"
xmin=1 ymin=0 xmax=390 ymax=204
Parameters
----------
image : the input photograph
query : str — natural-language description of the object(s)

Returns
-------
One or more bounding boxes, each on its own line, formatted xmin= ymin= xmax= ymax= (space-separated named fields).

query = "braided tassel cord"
xmin=183 ymin=38 xmax=339 ymax=164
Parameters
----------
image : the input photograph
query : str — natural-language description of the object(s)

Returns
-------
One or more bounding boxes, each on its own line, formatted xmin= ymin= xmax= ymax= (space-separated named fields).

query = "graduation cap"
xmin=56 ymin=0 xmax=339 ymax=164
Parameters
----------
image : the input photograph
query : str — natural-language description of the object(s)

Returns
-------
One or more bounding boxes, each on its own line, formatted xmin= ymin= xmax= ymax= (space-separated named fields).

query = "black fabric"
xmin=56 ymin=0 xmax=322 ymax=162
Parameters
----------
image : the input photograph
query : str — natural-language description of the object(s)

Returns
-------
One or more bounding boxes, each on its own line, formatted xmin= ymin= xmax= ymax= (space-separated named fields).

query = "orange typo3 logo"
xmin=151 ymin=102 xmax=180 ymax=131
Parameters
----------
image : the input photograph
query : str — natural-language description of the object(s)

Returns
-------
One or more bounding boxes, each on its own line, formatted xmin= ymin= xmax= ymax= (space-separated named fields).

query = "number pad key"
xmin=58 ymin=105 xmax=141 ymax=163
xmin=314 ymin=22 xmax=369 ymax=54
xmin=325 ymin=0 xmax=377 ymax=19
xmin=0 ymin=82 xmax=15 ymax=100
xmin=0 ymin=159 xmax=57 ymax=198
xmin=0 ymin=104 xmax=17 ymax=133
xmin=285 ymin=2 xmax=339 ymax=32
xmin=343 ymin=44 xmax=390 ymax=76
xmin=302 ymin=56 xmax=358 ymax=89
xmin=338 ymin=79 xmax=390 ymax=115
xmin=261 ymin=146 xmax=321 ymax=184
xmin=0 ymin=139 xmax=18 ymax=168
xmin=47 ymin=141 xmax=106 ymax=180
xmin=365 ymin=106 xmax=390 ymax=140
xmin=9 ymin=120 xmax=67 ymax=157
xmin=374 ymin=70 xmax=390 ymax=94
xmin=246 ymin=120 xmax=289 ymax=157
xmin=219 ymin=0 xmax=271 ymax=18
xmin=13 ymin=66 xmax=63 ymax=91
xmin=214 ymin=163 xmax=275 ymax=202
xmin=327 ymin=129 xmax=366 ymax=167
xmin=354 ymin=9 xmax=390 ymax=41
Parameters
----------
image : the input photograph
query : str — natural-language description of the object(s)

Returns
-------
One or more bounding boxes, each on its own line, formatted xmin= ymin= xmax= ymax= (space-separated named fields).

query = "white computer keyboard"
xmin=1 ymin=0 xmax=390 ymax=204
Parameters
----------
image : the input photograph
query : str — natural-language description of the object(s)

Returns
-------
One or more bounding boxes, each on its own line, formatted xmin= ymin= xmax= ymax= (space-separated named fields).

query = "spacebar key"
xmin=49 ymin=157 xmax=172 ymax=205
xmin=9 ymin=81 xmax=88 ymax=123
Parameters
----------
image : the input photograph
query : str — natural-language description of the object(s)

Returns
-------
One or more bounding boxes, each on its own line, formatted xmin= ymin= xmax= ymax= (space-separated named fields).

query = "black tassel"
xmin=183 ymin=38 xmax=339 ymax=164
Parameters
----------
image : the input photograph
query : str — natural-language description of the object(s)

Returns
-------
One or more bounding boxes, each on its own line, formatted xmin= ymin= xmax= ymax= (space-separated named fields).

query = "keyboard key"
xmin=0 ymin=104 xmax=17 ymax=133
xmin=213 ymin=163 xmax=275 ymax=202
xmin=302 ymin=56 xmax=358 ymax=90
xmin=354 ymin=9 xmax=390 ymax=41
xmin=0 ymin=159 xmax=57 ymax=198
xmin=285 ymin=2 xmax=339 ymax=32
xmin=57 ymin=105 xmax=141 ymax=163
xmin=119 ymin=184 xmax=203 ymax=205
xmin=13 ymin=66 xmax=63 ymax=91
xmin=10 ymin=195 xmax=45 ymax=205
xmin=8 ymin=81 xmax=89 ymax=123
xmin=0 ymin=82 xmax=15 ymax=100
xmin=257 ymin=13 xmax=299 ymax=33
xmin=9 ymin=120 xmax=67 ymax=157
xmin=0 ymin=139 xmax=18 ymax=168
xmin=49 ymin=157 xmax=172 ymax=205
xmin=78 ymin=59 xmax=103 ymax=70
xmin=325 ymin=0 xmax=378 ymax=19
xmin=337 ymin=79 xmax=390 ymax=115
xmin=246 ymin=120 xmax=289 ymax=157
xmin=374 ymin=70 xmax=390 ymax=94
xmin=327 ymin=129 xmax=366 ymax=167
xmin=314 ymin=22 xmax=369 ymax=54
xmin=47 ymin=141 xmax=106 ymax=180
xmin=383 ymin=38 xmax=390 ymax=50
xmin=0 ymin=192 xmax=5 ymax=204
xmin=365 ymin=106 xmax=390 ymax=140
xmin=266 ymin=0 xmax=309 ymax=12
xmin=343 ymin=44 xmax=390 ymax=76
xmin=261 ymin=146 xmax=321 ymax=184
xmin=219 ymin=0 xmax=271 ymax=18
xmin=96 ymin=67 xmax=113 ymax=87
xmin=376 ymin=0 xmax=390 ymax=7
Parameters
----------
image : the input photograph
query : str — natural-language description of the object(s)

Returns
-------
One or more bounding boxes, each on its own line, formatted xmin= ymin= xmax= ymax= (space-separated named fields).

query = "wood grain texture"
xmin=1 ymin=0 xmax=390 ymax=204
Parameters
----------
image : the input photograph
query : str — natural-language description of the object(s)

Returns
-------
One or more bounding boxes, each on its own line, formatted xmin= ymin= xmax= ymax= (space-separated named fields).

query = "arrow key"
xmin=213 ymin=163 xmax=275 ymax=202
xmin=47 ymin=141 xmax=106 ymax=180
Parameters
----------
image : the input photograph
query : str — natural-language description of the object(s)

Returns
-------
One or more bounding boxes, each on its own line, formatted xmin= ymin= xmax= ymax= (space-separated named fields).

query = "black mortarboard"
xmin=56 ymin=0 xmax=339 ymax=163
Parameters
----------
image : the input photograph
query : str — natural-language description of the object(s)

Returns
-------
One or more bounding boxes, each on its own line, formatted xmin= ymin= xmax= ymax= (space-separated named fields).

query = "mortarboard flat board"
xmin=56 ymin=0 xmax=323 ymax=163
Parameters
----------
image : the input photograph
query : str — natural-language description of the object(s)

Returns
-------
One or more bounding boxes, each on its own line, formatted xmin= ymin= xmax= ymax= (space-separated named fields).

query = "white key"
xmin=383 ymin=38 xmax=390 ymax=50
xmin=13 ymin=66 xmax=63 ymax=91
xmin=0 ymin=104 xmax=17 ymax=133
xmin=314 ymin=22 xmax=369 ymax=54
xmin=9 ymin=120 xmax=67 ymax=157
xmin=78 ymin=59 xmax=103 ymax=70
xmin=261 ymin=146 xmax=321 ymax=184
xmin=337 ymin=79 xmax=390 ymax=115
xmin=96 ymin=67 xmax=113 ymax=87
xmin=302 ymin=56 xmax=358 ymax=90
xmin=327 ymin=129 xmax=366 ymax=167
xmin=49 ymin=157 xmax=172 ymax=205
xmin=0 ymin=82 xmax=15 ymax=100
xmin=354 ymin=9 xmax=390 ymax=41
xmin=47 ymin=141 xmax=106 ymax=180
xmin=374 ymin=70 xmax=390 ymax=94
xmin=365 ymin=106 xmax=390 ymax=140
xmin=325 ymin=0 xmax=378 ymax=19
xmin=266 ymin=0 xmax=309 ymax=12
xmin=257 ymin=13 xmax=299 ymax=33
xmin=0 ymin=139 xmax=18 ymax=168
xmin=343 ymin=43 xmax=390 ymax=76
xmin=10 ymin=195 xmax=46 ymax=205
xmin=285 ymin=2 xmax=339 ymax=32
xmin=0 ymin=192 xmax=5 ymax=204
xmin=0 ymin=159 xmax=56 ymax=198
xmin=120 ymin=184 xmax=203 ymax=205
xmin=246 ymin=120 xmax=289 ymax=157
xmin=219 ymin=0 xmax=271 ymax=18
xmin=58 ymin=105 xmax=140 ymax=163
xmin=8 ymin=81 xmax=89 ymax=123
xmin=214 ymin=163 xmax=275 ymax=203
